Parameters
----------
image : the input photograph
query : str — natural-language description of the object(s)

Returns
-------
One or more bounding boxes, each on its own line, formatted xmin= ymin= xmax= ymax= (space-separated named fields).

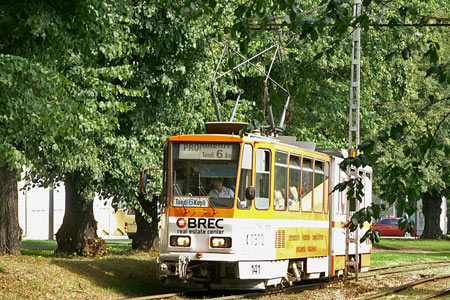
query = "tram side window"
xmin=274 ymin=151 xmax=288 ymax=211
xmin=288 ymin=155 xmax=301 ymax=211
xmin=324 ymin=162 xmax=330 ymax=213
xmin=313 ymin=160 xmax=324 ymax=213
xmin=255 ymin=149 xmax=271 ymax=210
xmin=301 ymin=157 xmax=313 ymax=212
xmin=237 ymin=144 xmax=253 ymax=209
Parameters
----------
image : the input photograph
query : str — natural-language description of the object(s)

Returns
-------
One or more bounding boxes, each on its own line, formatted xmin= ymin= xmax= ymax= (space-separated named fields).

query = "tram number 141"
xmin=246 ymin=233 xmax=264 ymax=246
xmin=251 ymin=264 xmax=261 ymax=275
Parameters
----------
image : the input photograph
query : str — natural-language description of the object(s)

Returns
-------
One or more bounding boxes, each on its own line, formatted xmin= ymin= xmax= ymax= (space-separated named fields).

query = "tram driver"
xmin=208 ymin=178 xmax=234 ymax=198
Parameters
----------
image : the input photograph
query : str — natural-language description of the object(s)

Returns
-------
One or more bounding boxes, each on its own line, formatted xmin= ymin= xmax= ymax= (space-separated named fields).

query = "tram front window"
xmin=171 ymin=142 xmax=240 ymax=209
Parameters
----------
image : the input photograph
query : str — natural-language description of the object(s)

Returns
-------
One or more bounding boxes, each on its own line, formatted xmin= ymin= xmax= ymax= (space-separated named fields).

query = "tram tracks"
xmin=117 ymin=292 xmax=182 ymax=300
xmin=353 ymin=274 xmax=450 ymax=300
xmin=209 ymin=272 xmax=450 ymax=300
xmin=120 ymin=260 xmax=450 ymax=300
xmin=366 ymin=260 xmax=450 ymax=274
xmin=208 ymin=281 xmax=328 ymax=300
xmin=360 ymin=263 xmax=450 ymax=279
xmin=118 ymin=281 xmax=328 ymax=300
xmin=353 ymin=260 xmax=450 ymax=300
xmin=417 ymin=287 xmax=450 ymax=300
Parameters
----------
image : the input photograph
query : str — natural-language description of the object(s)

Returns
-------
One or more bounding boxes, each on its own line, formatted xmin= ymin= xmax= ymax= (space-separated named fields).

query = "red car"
xmin=372 ymin=217 xmax=415 ymax=238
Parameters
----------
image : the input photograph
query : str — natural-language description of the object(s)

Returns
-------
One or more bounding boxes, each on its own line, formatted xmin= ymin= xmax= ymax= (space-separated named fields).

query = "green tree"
xmin=0 ymin=0 xmax=140 ymax=255
xmin=182 ymin=0 xmax=449 ymax=239
xmin=351 ymin=11 xmax=449 ymax=238
xmin=99 ymin=0 xmax=215 ymax=250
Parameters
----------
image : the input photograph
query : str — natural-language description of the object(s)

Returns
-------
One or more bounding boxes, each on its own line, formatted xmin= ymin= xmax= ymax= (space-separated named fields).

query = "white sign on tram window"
xmin=179 ymin=143 xmax=233 ymax=160
xmin=173 ymin=196 xmax=209 ymax=208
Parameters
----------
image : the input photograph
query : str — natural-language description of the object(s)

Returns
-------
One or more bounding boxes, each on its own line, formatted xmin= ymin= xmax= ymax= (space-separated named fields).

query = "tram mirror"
xmin=245 ymin=186 xmax=255 ymax=201
xmin=139 ymin=168 xmax=163 ymax=196
xmin=140 ymin=169 xmax=149 ymax=194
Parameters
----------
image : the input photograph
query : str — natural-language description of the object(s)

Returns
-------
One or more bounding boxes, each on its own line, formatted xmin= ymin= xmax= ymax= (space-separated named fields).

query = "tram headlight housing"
xmin=210 ymin=237 xmax=232 ymax=248
xmin=170 ymin=236 xmax=191 ymax=247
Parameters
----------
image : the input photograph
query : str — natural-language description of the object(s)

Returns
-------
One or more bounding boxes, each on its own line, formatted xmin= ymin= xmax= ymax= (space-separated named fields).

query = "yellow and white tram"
xmin=142 ymin=125 xmax=372 ymax=290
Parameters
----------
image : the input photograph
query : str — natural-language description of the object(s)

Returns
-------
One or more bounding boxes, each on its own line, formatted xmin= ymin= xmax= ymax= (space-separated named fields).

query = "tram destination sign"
xmin=173 ymin=196 xmax=209 ymax=208
xmin=179 ymin=143 xmax=233 ymax=160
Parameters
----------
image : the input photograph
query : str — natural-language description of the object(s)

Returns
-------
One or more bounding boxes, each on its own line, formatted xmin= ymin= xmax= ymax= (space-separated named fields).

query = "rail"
xmin=119 ymin=260 xmax=450 ymax=300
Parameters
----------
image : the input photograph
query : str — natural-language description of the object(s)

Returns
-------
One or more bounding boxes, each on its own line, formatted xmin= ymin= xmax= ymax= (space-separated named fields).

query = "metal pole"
xmin=211 ymin=81 xmax=222 ymax=122
xmin=279 ymin=95 xmax=290 ymax=128
xmin=24 ymin=183 xmax=28 ymax=237
xmin=48 ymin=183 xmax=54 ymax=240
xmin=268 ymin=105 xmax=276 ymax=130
xmin=229 ymin=94 xmax=241 ymax=122
xmin=345 ymin=0 xmax=361 ymax=282
xmin=278 ymin=38 xmax=291 ymax=129
xmin=229 ymin=71 xmax=241 ymax=122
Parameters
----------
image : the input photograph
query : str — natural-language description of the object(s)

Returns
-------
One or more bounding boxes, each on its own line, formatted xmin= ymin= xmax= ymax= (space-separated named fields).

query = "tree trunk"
xmin=0 ymin=166 xmax=22 ymax=256
xmin=56 ymin=173 xmax=98 ymax=255
xmin=132 ymin=195 xmax=158 ymax=251
xmin=421 ymin=190 xmax=442 ymax=239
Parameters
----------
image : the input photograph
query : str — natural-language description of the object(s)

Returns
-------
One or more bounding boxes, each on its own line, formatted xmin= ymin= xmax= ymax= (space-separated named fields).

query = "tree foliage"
xmin=0 ymin=0 xmax=222 ymax=253
xmin=0 ymin=0 xmax=448 ymax=256
xmin=0 ymin=0 xmax=143 ymax=254
xmin=182 ymin=0 xmax=449 ymax=240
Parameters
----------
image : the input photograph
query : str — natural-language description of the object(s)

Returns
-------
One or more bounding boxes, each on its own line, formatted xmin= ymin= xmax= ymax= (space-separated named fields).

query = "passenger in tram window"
xmin=288 ymin=186 xmax=299 ymax=210
xmin=274 ymin=190 xmax=285 ymax=210
xmin=208 ymin=178 xmax=235 ymax=198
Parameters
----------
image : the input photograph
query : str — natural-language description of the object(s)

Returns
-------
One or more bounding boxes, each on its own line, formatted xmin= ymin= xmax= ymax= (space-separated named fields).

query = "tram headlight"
xmin=210 ymin=237 xmax=232 ymax=248
xmin=170 ymin=236 xmax=191 ymax=247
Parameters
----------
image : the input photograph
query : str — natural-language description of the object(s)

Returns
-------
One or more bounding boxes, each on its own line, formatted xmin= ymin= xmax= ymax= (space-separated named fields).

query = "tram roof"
xmin=168 ymin=133 xmax=327 ymax=156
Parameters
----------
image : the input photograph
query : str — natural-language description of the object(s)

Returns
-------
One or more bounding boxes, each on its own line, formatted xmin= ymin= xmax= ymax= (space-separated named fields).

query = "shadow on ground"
xmin=51 ymin=256 xmax=181 ymax=297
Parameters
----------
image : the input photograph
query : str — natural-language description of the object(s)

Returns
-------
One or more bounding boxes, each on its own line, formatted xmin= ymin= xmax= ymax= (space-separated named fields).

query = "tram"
xmin=141 ymin=123 xmax=372 ymax=290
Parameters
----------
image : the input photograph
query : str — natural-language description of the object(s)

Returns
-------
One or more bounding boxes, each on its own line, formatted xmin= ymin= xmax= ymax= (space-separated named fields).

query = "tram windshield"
xmin=171 ymin=142 xmax=240 ymax=209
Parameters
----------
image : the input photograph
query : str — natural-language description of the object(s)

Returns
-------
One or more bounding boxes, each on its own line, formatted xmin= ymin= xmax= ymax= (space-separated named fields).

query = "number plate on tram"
xmin=173 ymin=196 xmax=209 ymax=208
xmin=238 ymin=260 xmax=289 ymax=279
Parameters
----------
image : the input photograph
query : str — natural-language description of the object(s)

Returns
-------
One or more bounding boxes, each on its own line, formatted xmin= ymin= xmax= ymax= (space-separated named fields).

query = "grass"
xmin=21 ymin=240 xmax=57 ymax=245
xmin=1 ymin=239 xmax=449 ymax=299
xmin=0 ymin=253 xmax=175 ymax=300
xmin=1 ymin=241 xmax=178 ymax=300
xmin=371 ymin=238 xmax=450 ymax=268
xmin=371 ymin=252 xmax=450 ymax=268
xmin=373 ymin=238 xmax=450 ymax=252
xmin=19 ymin=240 xmax=135 ymax=257
xmin=19 ymin=248 xmax=56 ymax=257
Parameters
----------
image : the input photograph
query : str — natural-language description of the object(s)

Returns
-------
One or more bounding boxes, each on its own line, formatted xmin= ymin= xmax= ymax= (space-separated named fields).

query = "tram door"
xmin=237 ymin=143 xmax=253 ymax=209
xmin=254 ymin=147 xmax=271 ymax=210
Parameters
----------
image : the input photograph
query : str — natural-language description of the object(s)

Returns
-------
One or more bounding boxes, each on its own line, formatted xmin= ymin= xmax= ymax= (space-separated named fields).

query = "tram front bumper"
xmin=158 ymin=252 xmax=239 ymax=283
xmin=159 ymin=251 xmax=239 ymax=262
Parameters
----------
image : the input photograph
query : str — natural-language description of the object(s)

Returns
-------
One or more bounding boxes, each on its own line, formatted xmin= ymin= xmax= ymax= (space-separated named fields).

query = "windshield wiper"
xmin=200 ymin=186 xmax=217 ymax=215
xmin=209 ymin=198 xmax=217 ymax=215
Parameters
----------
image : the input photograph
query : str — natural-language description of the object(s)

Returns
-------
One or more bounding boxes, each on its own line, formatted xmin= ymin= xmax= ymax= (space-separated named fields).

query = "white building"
xmin=17 ymin=180 xmax=128 ymax=240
